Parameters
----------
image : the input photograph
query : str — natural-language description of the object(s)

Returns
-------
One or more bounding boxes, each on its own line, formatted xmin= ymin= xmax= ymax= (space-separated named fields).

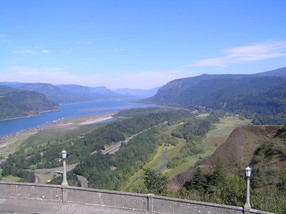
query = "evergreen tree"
xmin=143 ymin=168 xmax=168 ymax=195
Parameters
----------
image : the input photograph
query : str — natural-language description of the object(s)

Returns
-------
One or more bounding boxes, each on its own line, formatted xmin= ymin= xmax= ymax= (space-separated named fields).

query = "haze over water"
xmin=0 ymin=99 xmax=157 ymax=137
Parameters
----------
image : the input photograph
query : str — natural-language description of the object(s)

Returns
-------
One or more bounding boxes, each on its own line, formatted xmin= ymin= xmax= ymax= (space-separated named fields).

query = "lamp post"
xmin=61 ymin=150 xmax=68 ymax=187
xmin=244 ymin=166 xmax=252 ymax=213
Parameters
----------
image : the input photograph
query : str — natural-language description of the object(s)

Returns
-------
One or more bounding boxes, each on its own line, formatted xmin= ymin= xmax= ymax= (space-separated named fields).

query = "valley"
xmin=2 ymin=2 xmax=286 ymax=213
xmin=1 ymin=67 xmax=286 ymax=213
xmin=1 ymin=103 xmax=285 ymax=212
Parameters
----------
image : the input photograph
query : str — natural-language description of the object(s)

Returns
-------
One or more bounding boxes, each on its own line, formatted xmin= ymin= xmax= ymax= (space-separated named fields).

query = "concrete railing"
xmin=0 ymin=182 xmax=272 ymax=214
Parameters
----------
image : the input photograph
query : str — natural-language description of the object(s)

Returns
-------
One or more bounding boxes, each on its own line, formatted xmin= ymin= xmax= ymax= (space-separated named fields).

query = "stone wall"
xmin=0 ymin=182 xmax=272 ymax=214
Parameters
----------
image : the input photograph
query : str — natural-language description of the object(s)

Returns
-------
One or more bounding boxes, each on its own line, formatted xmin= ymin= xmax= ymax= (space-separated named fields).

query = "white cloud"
xmin=103 ymin=48 xmax=124 ymax=53
xmin=40 ymin=50 xmax=50 ymax=54
xmin=12 ymin=50 xmax=35 ymax=54
xmin=12 ymin=49 xmax=51 ymax=54
xmin=183 ymin=40 xmax=286 ymax=68
xmin=0 ymin=66 xmax=105 ymax=86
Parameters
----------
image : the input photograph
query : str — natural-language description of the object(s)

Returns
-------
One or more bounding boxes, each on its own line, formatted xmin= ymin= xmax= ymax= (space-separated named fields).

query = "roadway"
xmin=102 ymin=121 xmax=168 ymax=155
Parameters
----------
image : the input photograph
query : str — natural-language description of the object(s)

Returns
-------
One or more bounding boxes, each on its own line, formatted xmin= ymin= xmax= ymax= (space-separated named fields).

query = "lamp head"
xmin=61 ymin=150 xmax=67 ymax=159
xmin=245 ymin=166 xmax=251 ymax=178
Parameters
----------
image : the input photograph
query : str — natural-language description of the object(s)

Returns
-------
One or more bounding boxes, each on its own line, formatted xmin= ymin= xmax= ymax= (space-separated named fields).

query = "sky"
xmin=1 ymin=0 xmax=286 ymax=89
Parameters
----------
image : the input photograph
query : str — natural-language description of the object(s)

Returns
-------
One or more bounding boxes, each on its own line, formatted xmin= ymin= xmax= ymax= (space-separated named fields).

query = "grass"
xmin=20 ymin=124 xmax=99 ymax=149
xmin=0 ymin=175 xmax=21 ymax=182
xmin=123 ymin=144 xmax=174 ymax=191
xmin=0 ymin=134 xmax=31 ymax=157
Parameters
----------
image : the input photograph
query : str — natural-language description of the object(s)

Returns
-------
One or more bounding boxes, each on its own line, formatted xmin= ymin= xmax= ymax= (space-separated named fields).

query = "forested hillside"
xmin=145 ymin=67 xmax=286 ymax=125
xmin=226 ymin=83 xmax=286 ymax=124
xmin=179 ymin=124 xmax=286 ymax=213
xmin=0 ymin=85 xmax=59 ymax=120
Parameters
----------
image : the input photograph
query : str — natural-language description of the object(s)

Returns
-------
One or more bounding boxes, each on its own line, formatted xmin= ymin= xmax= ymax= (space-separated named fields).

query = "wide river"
xmin=0 ymin=99 xmax=157 ymax=137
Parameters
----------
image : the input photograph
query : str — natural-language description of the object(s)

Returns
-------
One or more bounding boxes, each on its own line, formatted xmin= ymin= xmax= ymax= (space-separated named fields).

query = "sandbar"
xmin=0 ymin=113 xmax=117 ymax=154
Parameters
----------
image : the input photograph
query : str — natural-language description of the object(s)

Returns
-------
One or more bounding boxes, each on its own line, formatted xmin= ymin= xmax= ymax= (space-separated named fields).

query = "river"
xmin=129 ymin=149 xmax=173 ymax=189
xmin=0 ymin=99 xmax=157 ymax=137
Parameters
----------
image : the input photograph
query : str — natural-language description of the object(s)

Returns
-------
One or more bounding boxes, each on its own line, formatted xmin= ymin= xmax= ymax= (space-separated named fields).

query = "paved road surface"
xmin=77 ymin=175 xmax=89 ymax=188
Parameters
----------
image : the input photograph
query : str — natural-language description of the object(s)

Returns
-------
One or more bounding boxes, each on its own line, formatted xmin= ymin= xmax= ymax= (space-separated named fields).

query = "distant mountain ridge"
xmin=114 ymin=87 xmax=159 ymax=98
xmin=255 ymin=66 xmax=286 ymax=76
xmin=0 ymin=82 xmax=126 ymax=104
xmin=0 ymin=85 xmax=59 ymax=120
xmin=145 ymin=67 xmax=286 ymax=124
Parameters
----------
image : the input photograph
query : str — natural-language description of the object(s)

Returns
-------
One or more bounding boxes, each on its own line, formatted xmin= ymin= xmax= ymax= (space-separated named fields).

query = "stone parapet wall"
xmin=0 ymin=182 xmax=272 ymax=214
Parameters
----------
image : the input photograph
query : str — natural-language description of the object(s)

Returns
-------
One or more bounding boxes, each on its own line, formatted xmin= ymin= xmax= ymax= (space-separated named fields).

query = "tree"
xmin=185 ymin=168 xmax=208 ymax=192
xmin=143 ymin=168 xmax=168 ymax=195
xmin=278 ymin=164 xmax=286 ymax=191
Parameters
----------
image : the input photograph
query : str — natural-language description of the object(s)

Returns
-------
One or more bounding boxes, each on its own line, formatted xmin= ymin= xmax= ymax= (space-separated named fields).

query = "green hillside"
xmin=0 ymin=85 xmax=59 ymax=120
xmin=145 ymin=68 xmax=286 ymax=124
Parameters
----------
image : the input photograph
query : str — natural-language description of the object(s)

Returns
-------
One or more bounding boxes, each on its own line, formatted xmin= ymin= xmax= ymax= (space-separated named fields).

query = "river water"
xmin=0 ymin=99 xmax=157 ymax=137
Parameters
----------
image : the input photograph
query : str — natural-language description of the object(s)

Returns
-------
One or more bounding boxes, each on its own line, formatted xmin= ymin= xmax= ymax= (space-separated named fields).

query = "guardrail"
xmin=0 ymin=182 xmax=272 ymax=214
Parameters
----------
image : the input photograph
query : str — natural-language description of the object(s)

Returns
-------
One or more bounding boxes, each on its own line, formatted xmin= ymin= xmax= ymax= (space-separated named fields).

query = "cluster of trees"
xmin=167 ymin=114 xmax=219 ymax=167
xmin=226 ymin=84 xmax=286 ymax=125
xmin=72 ymin=126 xmax=173 ymax=190
xmin=143 ymin=168 xmax=168 ymax=195
xmin=115 ymin=107 xmax=165 ymax=117
xmin=172 ymin=113 xmax=219 ymax=141
xmin=1 ymin=165 xmax=35 ymax=183
xmin=182 ymin=162 xmax=245 ymax=206
xmin=182 ymin=162 xmax=286 ymax=213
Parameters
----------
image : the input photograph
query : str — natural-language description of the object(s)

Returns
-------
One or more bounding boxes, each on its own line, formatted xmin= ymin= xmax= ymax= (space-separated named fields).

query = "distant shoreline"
xmin=0 ymin=112 xmax=117 ymax=151
xmin=0 ymin=107 xmax=60 ymax=122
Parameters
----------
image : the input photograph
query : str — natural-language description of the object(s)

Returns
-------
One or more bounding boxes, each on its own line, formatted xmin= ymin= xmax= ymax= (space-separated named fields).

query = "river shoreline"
xmin=0 ymin=112 xmax=117 ymax=151
xmin=0 ymin=107 xmax=60 ymax=122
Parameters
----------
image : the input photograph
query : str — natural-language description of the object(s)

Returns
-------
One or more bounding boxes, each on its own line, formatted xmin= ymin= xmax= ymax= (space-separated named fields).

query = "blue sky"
xmin=1 ymin=0 xmax=286 ymax=89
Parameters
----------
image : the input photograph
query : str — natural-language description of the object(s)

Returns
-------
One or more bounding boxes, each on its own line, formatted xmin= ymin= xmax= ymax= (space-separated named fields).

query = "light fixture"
xmin=61 ymin=150 xmax=67 ymax=159
xmin=245 ymin=166 xmax=251 ymax=178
